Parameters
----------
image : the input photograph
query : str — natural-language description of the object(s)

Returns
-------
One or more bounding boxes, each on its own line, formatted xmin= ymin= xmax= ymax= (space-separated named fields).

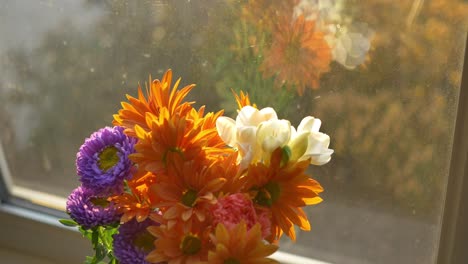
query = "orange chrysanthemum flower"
xmin=233 ymin=90 xmax=256 ymax=110
xmin=115 ymin=69 xmax=230 ymax=174
xmin=152 ymin=156 xmax=227 ymax=226
xmin=210 ymin=151 xmax=244 ymax=195
xmin=260 ymin=15 xmax=332 ymax=95
xmin=147 ymin=218 xmax=210 ymax=264
xmin=130 ymin=106 xmax=224 ymax=173
xmin=207 ymin=222 xmax=279 ymax=264
xmin=245 ymin=148 xmax=323 ymax=242
xmin=110 ymin=170 xmax=159 ymax=223
xmin=192 ymin=108 xmax=232 ymax=157
xmin=113 ymin=69 xmax=195 ymax=136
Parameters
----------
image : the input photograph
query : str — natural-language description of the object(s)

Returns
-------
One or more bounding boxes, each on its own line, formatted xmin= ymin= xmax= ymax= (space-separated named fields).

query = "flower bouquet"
xmin=61 ymin=70 xmax=333 ymax=264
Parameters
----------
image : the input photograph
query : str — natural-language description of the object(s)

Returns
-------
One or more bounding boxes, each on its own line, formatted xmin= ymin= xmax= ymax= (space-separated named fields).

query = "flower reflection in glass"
xmin=260 ymin=15 xmax=332 ymax=95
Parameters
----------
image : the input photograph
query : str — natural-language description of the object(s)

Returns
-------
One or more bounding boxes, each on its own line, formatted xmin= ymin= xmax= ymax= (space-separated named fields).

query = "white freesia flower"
xmin=216 ymin=106 xmax=279 ymax=169
xmin=236 ymin=106 xmax=278 ymax=126
xmin=256 ymin=119 xmax=291 ymax=154
xmin=216 ymin=116 xmax=236 ymax=147
xmin=306 ymin=132 xmax=334 ymax=165
xmin=288 ymin=116 xmax=334 ymax=165
xmin=217 ymin=106 xmax=333 ymax=168
xmin=217 ymin=106 xmax=278 ymax=146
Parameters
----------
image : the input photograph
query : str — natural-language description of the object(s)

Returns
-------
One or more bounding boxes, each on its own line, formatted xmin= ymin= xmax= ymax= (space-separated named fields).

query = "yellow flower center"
xmin=254 ymin=181 xmax=281 ymax=207
xmin=89 ymin=197 xmax=110 ymax=207
xmin=133 ymin=231 xmax=155 ymax=253
xmin=181 ymin=234 xmax=201 ymax=255
xmin=181 ymin=189 xmax=198 ymax=207
xmin=163 ymin=147 xmax=184 ymax=163
xmin=224 ymin=258 xmax=240 ymax=264
xmin=98 ymin=146 xmax=119 ymax=171
xmin=284 ymin=37 xmax=302 ymax=64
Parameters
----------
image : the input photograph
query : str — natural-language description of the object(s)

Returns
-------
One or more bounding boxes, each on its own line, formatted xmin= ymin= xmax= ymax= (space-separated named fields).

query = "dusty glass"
xmin=0 ymin=1 xmax=467 ymax=263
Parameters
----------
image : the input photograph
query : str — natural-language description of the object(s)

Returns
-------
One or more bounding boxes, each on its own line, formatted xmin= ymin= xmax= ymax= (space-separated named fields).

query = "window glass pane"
xmin=0 ymin=1 xmax=467 ymax=263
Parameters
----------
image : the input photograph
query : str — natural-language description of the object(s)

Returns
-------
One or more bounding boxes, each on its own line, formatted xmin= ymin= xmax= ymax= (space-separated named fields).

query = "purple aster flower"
xmin=66 ymin=186 xmax=121 ymax=229
xmin=113 ymin=218 xmax=157 ymax=264
xmin=76 ymin=126 xmax=136 ymax=195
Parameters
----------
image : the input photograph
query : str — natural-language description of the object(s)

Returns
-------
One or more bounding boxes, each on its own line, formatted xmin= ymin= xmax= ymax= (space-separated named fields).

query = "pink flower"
xmin=256 ymin=208 xmax=272 ymax=239
xmin=211 ymin=193 xmax=271 ymax=238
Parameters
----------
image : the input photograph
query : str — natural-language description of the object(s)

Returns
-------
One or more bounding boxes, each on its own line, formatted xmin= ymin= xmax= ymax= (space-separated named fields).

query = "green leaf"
xmin=84 ymin=256 xmax=94 ymax=264
xmin=92 ymin=229 xmax=99 ymax=248
xmin=281 ymin=145 xmax=292 ymax=166
xmin=98 ymin=225 xmax=118 ymax=251
xmin=84 ymin=256 xmax=106 ymax=264
xmin=58 ymin=219 xmax=78 ymax=227
xmin=106 ymin=222 xmax=120 ymax=229
xmin=95 ymin=244 xmax=106 ymax=262
xmin=79 ymin=227 xmax=93 ymax=241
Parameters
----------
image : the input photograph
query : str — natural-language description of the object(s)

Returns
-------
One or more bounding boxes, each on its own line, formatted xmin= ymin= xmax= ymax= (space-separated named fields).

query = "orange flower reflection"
xmin=242 ymin=0 xmax=298 ymax=31
xmin=260 ymin=15 xmax=332 ymax=95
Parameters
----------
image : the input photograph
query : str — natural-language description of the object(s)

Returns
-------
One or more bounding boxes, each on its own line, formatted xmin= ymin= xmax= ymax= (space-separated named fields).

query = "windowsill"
xmin=0 ymin=203 xmax=331 ymax=264
xmin=0 ymin=203 xmax=92 ymax=264
xmin=0 ymin=247 xmax=57 ymax=264
xmin=10 ymin=186 xmax=67 ymax=212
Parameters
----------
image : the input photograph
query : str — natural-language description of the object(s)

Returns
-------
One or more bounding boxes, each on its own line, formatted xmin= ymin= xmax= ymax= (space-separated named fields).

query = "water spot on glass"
xmin=42 ymin=152 xmax=51 ymax=172
xmin=336 ymin=24 xmax=344 ymax=33
xmin=152 ymin=26 xmax=166 ymax=42
xmin=39 ymin=0 xmax=53 ymax=7
xmin=314 ymin=96 xmax=321 ymax=100
xmin=63 ymin=40 xmax=67 ymax=46
xmin=99 ymin=35 xmax=113 ymax=48
xmin=122 ymin=73 xmax=127 ymax=79
xmin=143 ymin=53 xmax=151 ymax=58
xmin=90 ymin=68 xmax=95 ymax=73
